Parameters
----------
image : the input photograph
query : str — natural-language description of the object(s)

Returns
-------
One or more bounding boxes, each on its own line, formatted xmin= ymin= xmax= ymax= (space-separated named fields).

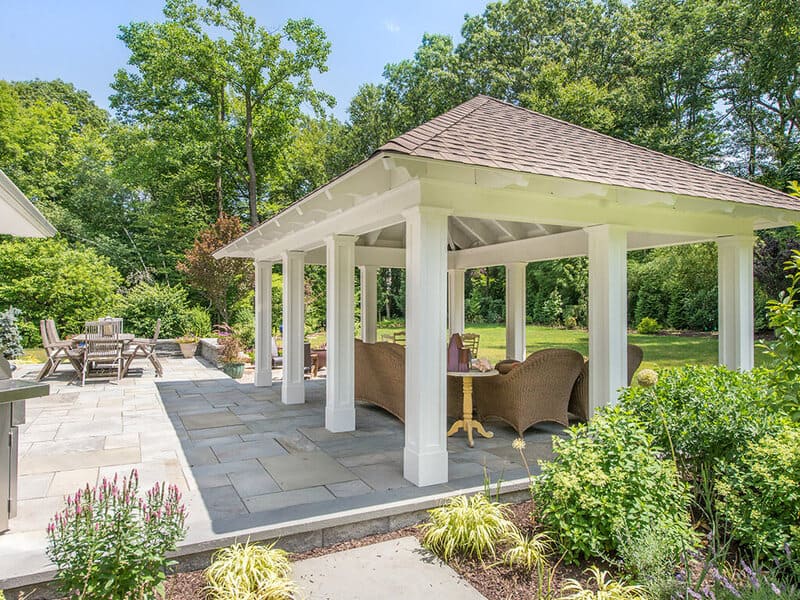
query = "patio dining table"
xmin=71 ymin=333 xmax=135 ymax=344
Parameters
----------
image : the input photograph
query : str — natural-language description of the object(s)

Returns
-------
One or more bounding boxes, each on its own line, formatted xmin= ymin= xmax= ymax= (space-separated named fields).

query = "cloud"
xmin=383 ymin=20 xmax=400 ymax=33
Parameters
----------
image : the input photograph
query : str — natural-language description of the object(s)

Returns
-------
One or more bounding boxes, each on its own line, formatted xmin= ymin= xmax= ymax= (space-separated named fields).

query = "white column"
xmin=326 ymin=235 xmax=356 ymax=432
xmin=447 ymin=269 xmax=465 ymax=335
xmin=360 ymin=266 xmax=378 ymax=343
xmin=586 ymin=225 xmax=628 ymax=416
xmin=718 ymin=235 xmax=755 ymax=371
xmin=254 ymin=260 xmax=273 ymax=387
xmin=281 ymin=251 xmax=305 ymax=405
xmin=404 ymin=206 xmax=450 ymax=486
xmin=505 ymin=262 xmax=527 ymax=361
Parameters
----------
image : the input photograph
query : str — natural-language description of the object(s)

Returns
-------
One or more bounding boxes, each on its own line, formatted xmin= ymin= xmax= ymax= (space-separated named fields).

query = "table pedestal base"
xmin=446 ymin=375 xmax=494 ymax=447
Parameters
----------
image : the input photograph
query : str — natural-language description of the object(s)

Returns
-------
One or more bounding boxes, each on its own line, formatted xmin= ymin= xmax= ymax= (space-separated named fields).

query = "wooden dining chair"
xmin=36 ymin=320 xmax=77 ymax=381
xmin=462 ymin=333 xmax=480 ymax=357
xmin=80 ymin=330 xmax=124 ymax=386
xmin=123 ymin=319 xmax=163 ymax=377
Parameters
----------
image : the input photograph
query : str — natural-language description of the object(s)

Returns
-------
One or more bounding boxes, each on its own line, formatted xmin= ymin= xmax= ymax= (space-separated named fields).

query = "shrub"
xmin=636 ymin=317 xmax=661 ymax=335
xmin=618 ymin=366 xmax=780 ymax=481
xmin=421 ymin=494 xmax=517 ymax=561
xmin=716 ymin=426 xmax=800 ymax=573
xmin=0 ymin=238 xmax=122 ymax=345
xmin=617 ymin=523 xmax=683 ymax=599
xmin=205 ymin=541 xmax=296 ymax=600
xmin=564 ymin=315 xmax=578 ymax=329
xmin=0 ymin=306 xmax=23 ymax=359
xmin=561 ymin=566 xmax=646 ymax=600
xmin=533 ymin=408 xmax=695 ymax=563
xmin=118 ymin=282 xmax=190 ymax=339
xmin=215 ymin=323 xmax=244 ymax=364
xmin=46 ymin=470 xmax=186 ymax=600
xmin=185 ymin=306 xmax=212 ymax=338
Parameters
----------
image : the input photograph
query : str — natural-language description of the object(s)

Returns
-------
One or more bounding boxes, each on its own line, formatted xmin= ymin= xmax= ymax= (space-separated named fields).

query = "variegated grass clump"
xmin=205 ymin=541 xmax=297 ymax=600
xmin=561 ymin=566 xmax=646 ymax=600
xmin=421 ymin=494 xmax=517 ymax=561
xmin=502 ymin=530 xmax=553 ymax=572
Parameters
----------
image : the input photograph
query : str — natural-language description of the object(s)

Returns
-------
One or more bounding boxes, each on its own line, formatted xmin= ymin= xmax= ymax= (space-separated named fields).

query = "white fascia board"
xmin=304 ymin=245 xmax=406 ymax=268
xmin=0 ymin=169 xmax=56 ymax=237
xmin=251 ymin=179 xmax=420 ymax=262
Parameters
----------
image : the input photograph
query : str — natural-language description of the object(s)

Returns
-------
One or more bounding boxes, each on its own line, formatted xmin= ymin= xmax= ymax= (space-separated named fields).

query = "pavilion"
xmin=215 ymin=95 xmax=800 ymax=487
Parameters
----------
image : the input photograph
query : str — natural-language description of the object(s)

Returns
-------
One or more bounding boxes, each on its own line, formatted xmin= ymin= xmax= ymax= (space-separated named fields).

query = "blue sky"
xmin=0 ymin=0 xmax=488 ymax=120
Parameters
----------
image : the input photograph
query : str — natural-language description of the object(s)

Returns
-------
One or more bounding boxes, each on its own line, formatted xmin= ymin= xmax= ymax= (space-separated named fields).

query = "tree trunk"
xmin=245 ymin=91 xmax=258 ymax=227
xmin=216 ymin=83 xmax=226 ymax=217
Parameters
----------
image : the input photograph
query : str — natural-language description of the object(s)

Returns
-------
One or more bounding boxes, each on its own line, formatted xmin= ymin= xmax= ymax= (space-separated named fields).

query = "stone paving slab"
xmin=292 ymin=536 xmax=487 ymax=599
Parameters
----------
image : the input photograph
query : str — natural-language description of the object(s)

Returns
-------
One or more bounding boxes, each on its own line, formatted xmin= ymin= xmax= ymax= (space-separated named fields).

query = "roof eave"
xmin=0 ymin=170 xmax=57 ymax=237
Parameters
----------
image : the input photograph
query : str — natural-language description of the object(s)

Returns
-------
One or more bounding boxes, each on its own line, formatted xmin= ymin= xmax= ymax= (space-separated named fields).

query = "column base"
xmin=254 ymin=369 xmax=273 ymax=387
xmin=325 ymin=406 xmax=355 ymax=433
xmin=281 ymin=380 xmax=305 ymax=405
xmin=403 ymin=446 xmax=448 ymax=486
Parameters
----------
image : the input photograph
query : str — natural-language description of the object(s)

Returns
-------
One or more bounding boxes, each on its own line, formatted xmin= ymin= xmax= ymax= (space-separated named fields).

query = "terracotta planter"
xmin=221 ymin=362 xmax=245 ymax=379
xmin=178 ymin=342 xmax=198 ymax=359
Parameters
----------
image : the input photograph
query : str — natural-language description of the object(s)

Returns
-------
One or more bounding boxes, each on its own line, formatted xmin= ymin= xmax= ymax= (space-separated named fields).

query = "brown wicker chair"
xmin=568 ymin=344 xmax=644 ymax=422
xmin=472 ymin=348 xmax=585 ymax=435
xmin=354 ymin=339 xmax=407 ymax=422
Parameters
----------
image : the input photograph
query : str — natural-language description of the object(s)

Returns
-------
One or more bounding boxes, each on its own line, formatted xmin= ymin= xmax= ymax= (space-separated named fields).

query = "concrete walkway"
xmin=2 ymin=357 xmax=561 ymax=588
xmin=293 ymin=537 xmax=487 ymax=599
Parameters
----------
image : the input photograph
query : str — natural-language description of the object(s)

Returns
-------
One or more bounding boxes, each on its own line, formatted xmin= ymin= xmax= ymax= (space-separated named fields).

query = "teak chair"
xmin=80 ymin=330 xmax=124 ymax=386
xmin=36 ymin=320 xmax=78 ymax=381
xmin=123 ymin=319 xmax=163 ymax=377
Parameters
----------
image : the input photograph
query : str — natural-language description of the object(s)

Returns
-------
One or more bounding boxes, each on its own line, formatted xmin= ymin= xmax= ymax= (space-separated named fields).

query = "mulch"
xmin=164 ymin=499 xmax=598 ymax=599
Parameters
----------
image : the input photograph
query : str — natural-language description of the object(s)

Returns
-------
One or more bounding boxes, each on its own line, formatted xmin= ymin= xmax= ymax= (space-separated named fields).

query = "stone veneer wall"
xmin=198 ymin=338 xmax=220 ymax=367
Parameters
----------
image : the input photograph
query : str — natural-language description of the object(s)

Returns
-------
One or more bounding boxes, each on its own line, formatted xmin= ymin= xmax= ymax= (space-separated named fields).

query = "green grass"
xmin=378 ymin=323 xmax=766 ymax=372
xmin=17 ymin=348 xmax=46 ymax=364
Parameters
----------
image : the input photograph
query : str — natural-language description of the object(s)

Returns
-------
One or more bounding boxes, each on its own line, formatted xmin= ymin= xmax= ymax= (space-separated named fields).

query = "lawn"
xmin=377 ymin=323 xmax=766 ymax=372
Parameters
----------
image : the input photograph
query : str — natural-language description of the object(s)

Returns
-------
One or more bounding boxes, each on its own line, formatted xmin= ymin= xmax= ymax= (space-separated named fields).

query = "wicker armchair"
xmin=472 ymin=348 xmax=585 ymax=435
xmin=568 ymin=344 xmax=644 ymax=422
xmin=354 ymin=339 xmax=407 ymax=422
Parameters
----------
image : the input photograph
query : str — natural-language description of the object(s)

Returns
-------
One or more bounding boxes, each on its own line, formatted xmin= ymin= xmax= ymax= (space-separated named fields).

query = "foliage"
xmin=117 ymin=282 xmax=190 ymax=339
xmin=185 ymin=306 xmax=212 ymax=338
xmin=532 ymin=408 xmax=695 ymax=563
xmin=762 ymin=245 xmax=800 ymax=420
xmin=205 ymin=540 xmax=296 ymax=600
xmin=420 ymin=494 xmax=517 ymax=562
xmin=682 ymin=558 xmax=800 ymax=600
xmin=561 ymin=566 xmax=646 ymax=600
xmin=617 ymin=523 xmax=683 ymax=599
xmin=46 ymin=470 xmax=186 ymax=600
xmin=178 ymin=214 xmax=252 ymax=323
xmin=0 ymin=238 xmax=122 ymax=346
xmin=0 ymin=306 xmax=24 ymax=360
xmin=215 ymin=323 xmax=244 ymax=364
xmin=618 ymin=366 xmax=780 ymax=480
xmin=716 ymin=426 xmax=800 ymax=573
xmin=502 ymin=529 xmax=552 ymax=572
xmin=637 ymin=317 xmax=661 ymax=335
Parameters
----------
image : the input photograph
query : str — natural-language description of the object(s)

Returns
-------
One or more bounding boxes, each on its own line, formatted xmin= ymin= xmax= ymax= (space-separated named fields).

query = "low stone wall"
xmin=198 ymin=337 xmax=220 ymax=367
xmin=154 ymin=339 xmax=182 ymax=358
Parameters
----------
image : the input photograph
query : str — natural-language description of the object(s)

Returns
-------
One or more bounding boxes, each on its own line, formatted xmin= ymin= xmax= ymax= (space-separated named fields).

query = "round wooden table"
xmin=71 ymin=333 xmax=135 ymax=344
xmin=447 ymin=369 xmax=498 ymax=447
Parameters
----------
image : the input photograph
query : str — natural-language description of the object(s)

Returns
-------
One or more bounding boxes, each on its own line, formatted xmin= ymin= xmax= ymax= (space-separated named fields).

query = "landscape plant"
xmin=185 ymin=306 xmax=212 ymax=338
xmin=716 ymin=426 xmax=800 ymax=575
xmin=46 ymin=470 xmax=186 ymax=600
xmin=117 ymin=281 xmax=191 ymax=339
xmin=561 ymin=566 xmax=645 ymax=600
xmin=205 ymin=541 xmax=296 ymax=600
xmin=532 ymin=408 xmax=695 ymax=563
xmin=421 ymin=494 xmax=517 ymax=561
xmin=636 ymin=317 xmax=660 ymax=335
xmin=0 ymin=306 xmax=23 ymax=360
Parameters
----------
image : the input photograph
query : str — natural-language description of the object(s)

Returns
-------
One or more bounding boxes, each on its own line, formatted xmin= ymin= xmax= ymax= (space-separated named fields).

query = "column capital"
xmin=583 ymin=224 xmax=630 ymax=238
xmin=402 ymin=205 xmax=453 ymax=220
xmin=716 ymin=234 xmax=757 ymax=248
xmin=281 ymin=249 xmax=305 ymax=261
xmin=324 ymin=234 xmax=358 ymax=246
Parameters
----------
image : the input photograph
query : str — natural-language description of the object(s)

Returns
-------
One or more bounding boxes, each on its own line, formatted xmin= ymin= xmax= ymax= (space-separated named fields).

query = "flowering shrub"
xmin=635 ymin=369 xmax=658 ymax=388
xmin=46 ymin=470 xmax=187 ymax=599
xmin=716 ymin=427 xmax=800 ymax=575
xmin=533 ymin=408 xmax=695 ymax=563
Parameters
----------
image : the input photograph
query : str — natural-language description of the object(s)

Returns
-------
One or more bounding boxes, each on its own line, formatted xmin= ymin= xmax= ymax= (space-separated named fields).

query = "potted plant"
xmin=176 ymin=333 xmax=199 ymax=359
xmin=215 ymin=324 xmax=245 ymax=379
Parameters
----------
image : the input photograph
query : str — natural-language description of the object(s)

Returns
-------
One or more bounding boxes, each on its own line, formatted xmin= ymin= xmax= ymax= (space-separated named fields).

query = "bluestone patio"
xmin=1 ymin=357 xmax=554 ymax=589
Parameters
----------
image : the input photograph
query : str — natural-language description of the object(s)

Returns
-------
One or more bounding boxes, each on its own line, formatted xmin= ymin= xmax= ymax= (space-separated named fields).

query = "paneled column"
xmin=326 ymin=235 xmax=356 ymax=432
xmin=360 ymin=266 xmax=378 ymax=343
xmin=586 ymin=225 xmax=628 ymax=416
xmin=254 ymin=260 xmax=273 ymax=387
xmin=718 ymin=235 xmax=755 ymax=371
xmin=505 ymin=262 xmax=527 ymax=361
xmin=447 ymin=268 xmax=465 ymax=335
xmin=404 ymin=206 xmax=450 ymax=486
xmin=281 ymin=251 xmax=305 ymax=405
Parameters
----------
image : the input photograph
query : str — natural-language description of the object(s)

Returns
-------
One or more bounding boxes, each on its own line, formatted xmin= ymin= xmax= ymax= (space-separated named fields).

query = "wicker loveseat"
xmin=467 ymin=348 xmax=585 ymax=435
xmin=568 ymin=344 xmax=644 ymax=422
xmin=354 ymin=339 xmax=407 ymax=422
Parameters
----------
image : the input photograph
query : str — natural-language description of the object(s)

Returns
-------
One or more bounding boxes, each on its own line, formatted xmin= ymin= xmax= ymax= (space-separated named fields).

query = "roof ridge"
xmin=386 ymin=96 xmax=491 ymax=153
xmin=478 ymin=95 xmax=795 ymax=202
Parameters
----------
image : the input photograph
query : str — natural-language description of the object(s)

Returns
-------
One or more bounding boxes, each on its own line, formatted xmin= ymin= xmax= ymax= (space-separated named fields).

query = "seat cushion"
xmin=495 ymin=359 xmax=521 ymax=375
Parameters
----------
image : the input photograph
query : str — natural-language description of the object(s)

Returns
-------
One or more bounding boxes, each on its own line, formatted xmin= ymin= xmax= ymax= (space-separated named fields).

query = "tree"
xmin=177 ymin=214 xmax=253 ymax=322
